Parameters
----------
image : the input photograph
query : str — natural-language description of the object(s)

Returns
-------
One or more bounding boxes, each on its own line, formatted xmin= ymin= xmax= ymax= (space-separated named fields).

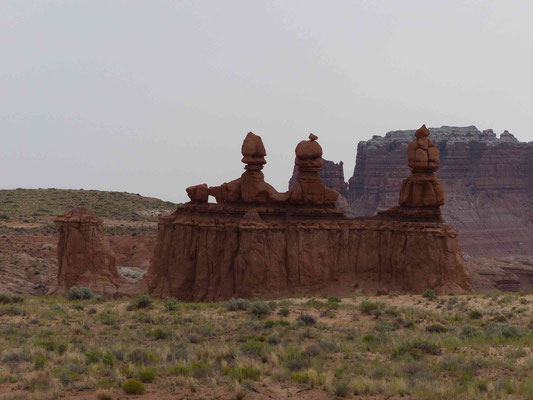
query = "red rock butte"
xmin=51 ymin=128 xmax=471 ymax=299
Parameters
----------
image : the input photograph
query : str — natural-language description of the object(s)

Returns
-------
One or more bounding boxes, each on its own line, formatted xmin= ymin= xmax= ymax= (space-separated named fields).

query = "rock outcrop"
xmin=49 ymin=207 xmax=141 ymax=297
xmin=52 ymin=130 xmax=471 ymax=299
xmin=348 ymin=126 xmax=533 ymax=257
xmin=145 ymin=130 xmax=470 ymax=300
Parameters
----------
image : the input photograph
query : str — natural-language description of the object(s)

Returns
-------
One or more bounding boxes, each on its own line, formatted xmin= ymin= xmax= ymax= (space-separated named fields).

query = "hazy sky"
xmin=2 ymin=1 xmax=533 ymax=202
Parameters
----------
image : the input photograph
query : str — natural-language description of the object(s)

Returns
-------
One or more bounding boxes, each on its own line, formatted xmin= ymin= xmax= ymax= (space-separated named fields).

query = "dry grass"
xmin=0 ymin=292 xmax=531 ymax=399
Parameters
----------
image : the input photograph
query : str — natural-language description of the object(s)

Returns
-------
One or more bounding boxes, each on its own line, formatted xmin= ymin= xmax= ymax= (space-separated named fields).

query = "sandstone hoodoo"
xmin=49 ymin=207 xmax=140 ymax=297
xmin=380 ymin=125 xmax=445 ymax=221
xmin=145 ymin=130 xmax=470 ymax=300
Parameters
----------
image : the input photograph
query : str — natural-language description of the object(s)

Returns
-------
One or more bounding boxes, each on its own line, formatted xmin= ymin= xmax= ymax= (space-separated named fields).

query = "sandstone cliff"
xmin=145 ymin=203 xmax=470 ymax=301
xmin=348 ymin=126 xmax=533 ymax=257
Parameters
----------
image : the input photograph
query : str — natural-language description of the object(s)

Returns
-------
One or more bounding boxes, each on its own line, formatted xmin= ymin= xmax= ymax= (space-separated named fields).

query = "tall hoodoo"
xmin=381 ymin=125 xmax=445 ymax=220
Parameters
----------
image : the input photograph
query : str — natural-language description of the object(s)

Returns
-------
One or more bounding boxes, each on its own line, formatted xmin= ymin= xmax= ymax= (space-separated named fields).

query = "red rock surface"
xmin=347 ymin=126 xmax=533 ymax=257
xmin=51 ymin=132 xmax=471 ymax=299
xmin=145 ymin=203 xmax=470 ymax=301
xmin=49 ymin=207 xmax=141 ymax=297
xmin=145 ymin=132 xmax=470 ymax=300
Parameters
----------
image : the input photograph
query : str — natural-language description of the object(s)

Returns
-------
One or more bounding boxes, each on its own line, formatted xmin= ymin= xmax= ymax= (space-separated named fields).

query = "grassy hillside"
xmin=0 ymin=189 xmax=177 ymax=223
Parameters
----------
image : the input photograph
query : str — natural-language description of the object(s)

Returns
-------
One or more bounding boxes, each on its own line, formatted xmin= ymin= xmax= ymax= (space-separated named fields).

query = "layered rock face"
xmin=146 ymin=203 xmax=469 ymax=301
xmin=145 ymin=130 xmax=470 ymax=300
xmin=52 ymin=130 xmax=471 ymax=299
xmin=49 ymin=207 xmax=141 ymax=297
xmin=348 ymin=126 xmax=533 ymax=256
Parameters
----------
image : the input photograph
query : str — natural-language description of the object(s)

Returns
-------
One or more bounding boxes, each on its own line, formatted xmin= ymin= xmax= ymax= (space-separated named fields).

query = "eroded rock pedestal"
xmin=49 ymin=207 xmax=141 ymax=297
xmin=145 ymin=203 xmax=469 ymax=301
xmin=145 ymin=130 xmax=470 ymax=300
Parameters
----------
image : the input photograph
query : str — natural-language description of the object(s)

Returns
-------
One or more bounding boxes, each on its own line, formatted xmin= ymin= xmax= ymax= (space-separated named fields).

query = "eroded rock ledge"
xmin=145 ymin=202 xmax=470 ymax=301
xmin=51 ymin=128 xmax=471 ymax=299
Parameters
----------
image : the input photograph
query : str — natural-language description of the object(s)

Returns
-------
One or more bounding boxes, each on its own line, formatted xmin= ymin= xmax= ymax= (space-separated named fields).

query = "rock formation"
xmin=52 ymin=130 xmax=471 ymax=299
xmin=347 ymin=126 xmax=533 ymax=257
xmin=145 ymin=131 xmax=470 ymax=300
xmin=289 ymin=134 xmax=339 ymax=205
xmin=379 ymin=125 xmax=445 ymax=221
xmin=189 ymin=132 xmax=288 ymax=204
xmin=49 ymin=207 xmax=140 ymax=297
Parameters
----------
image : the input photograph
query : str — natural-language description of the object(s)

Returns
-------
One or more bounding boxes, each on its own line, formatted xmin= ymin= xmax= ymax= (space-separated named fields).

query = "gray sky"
xmin=2 ymin=1 xmax=533 ymax=202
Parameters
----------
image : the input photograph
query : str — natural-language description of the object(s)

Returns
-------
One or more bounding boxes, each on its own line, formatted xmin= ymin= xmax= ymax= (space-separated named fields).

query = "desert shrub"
xmin=248 ymin=301 xmax=271 ymax=318
xmin=392 ymin=339 xmax=441 ymax=360
xmin=191 ymin=361 xmax=211 ymax=378
xmin=99 ymin=311 xmax=118 ymax=326
xmin=334 ymin=381 xmax=350 ymax=397
xmin=304 ymin=344 xmax=321 ymax=357
xmin=485 ymin=323 xmax=524 ymax=339
xmin=86 ymin=350 xmax=102 ymax=364
xmin=122 ymin=379 xmax=145 ymax=395
xmin=169 ymin=364 xmax=191 ymax=376
xmin=297 ymin=314 xmax=317 ymax=326
xmin=167 ymin=344 xmax=188 ymax=361
xmin=422 ymin=289 xmax=437 ymax=300
xmin=139 ymin=367 xmax=157 ymax=383
xmin=359 ymin=300 xmax=378 ymax=315
xmin=0 ymin=294 xmax=24 ymax=304
xmin=227 ymin=298 xmax=250 ymax=311
xmin=426 ymin=324 xmax=448 ymax=333
xmin=282 ymin=346 xmax=309 ymax=371
xmin=151 ymin=328 xmax=170 ymax=340
xmin=327 ymin=296 xmax=341 ymax=303
xmin=469 ymin=310 xmax=483 ymax=320
xmin=33 ymin=355 xmax=46 ymax=370
xmin=128 ymin=349 xmax=156 ymax=365
xmin=163 ymin=297 xmax=179 ymax=311
xmin=267 ymin=335 xmax=281 ymax=345
xmin=241 ymin=340 xmax=270 ymax=358
xmin=223 ymin=366 xmax=260 ymax=382
xmin=0 ymin=304 xmax=25 ymax=316
xmin=102 ymin=352 xmax=116 ymax=367
xmin=461 ymin=324 xmax=480 ymax=338
xmin=127 ymin=294 xmax=152 ymax=310
xmin=3 ymin=350 xmax=30 ymax=362
xmin=66 ymin=287 xmax=94 ymax=300
xmin=278 ymin=307 xmax=289 ymax=317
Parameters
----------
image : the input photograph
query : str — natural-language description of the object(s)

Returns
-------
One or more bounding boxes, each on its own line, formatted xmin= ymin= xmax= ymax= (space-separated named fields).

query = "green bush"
xmin=278 ymin=307 xmax=289 ymax=317
xmin=297 ymin=314 xmax=317 ymax=325
xmin=359 ymin=300 xmax=378 ymax=315
xmin=127 ymin=294 xmax=152 ymax=310
xmin=152 ymin=328 xmax=169 ymax=340
xmin=102 ymin=352 xmax=116 ymax=367
xmin=0 ymin=294 xmax=24 ymax=304
xmin=169 ymin=364 xmax=191 ymax=376
xmin=422 ymin=289 xmax=437 ymax=300
xmin=66 ymin=287 xmax=95 ymax=300
xmin=122 ymin=379 xmax=145 ymax=395
xmin=223 ymin=366 xmax=260 ymax=382
xmin=248 ymin=301 xmax=271 ymax=318
xmin=139 ymin=367 xmax=157 ymax=383
xmin=469 ymin=310 xmax=483 ymax=320
xmin=334 ymin=381 xmax=350 ymax=397
xmin=163 ymin=297 xmax=179 ymax=311
xmin=227 ymin=298 xmax=251 ymax=311
xmin=241 ymin=340 xmax=270 ymax=358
